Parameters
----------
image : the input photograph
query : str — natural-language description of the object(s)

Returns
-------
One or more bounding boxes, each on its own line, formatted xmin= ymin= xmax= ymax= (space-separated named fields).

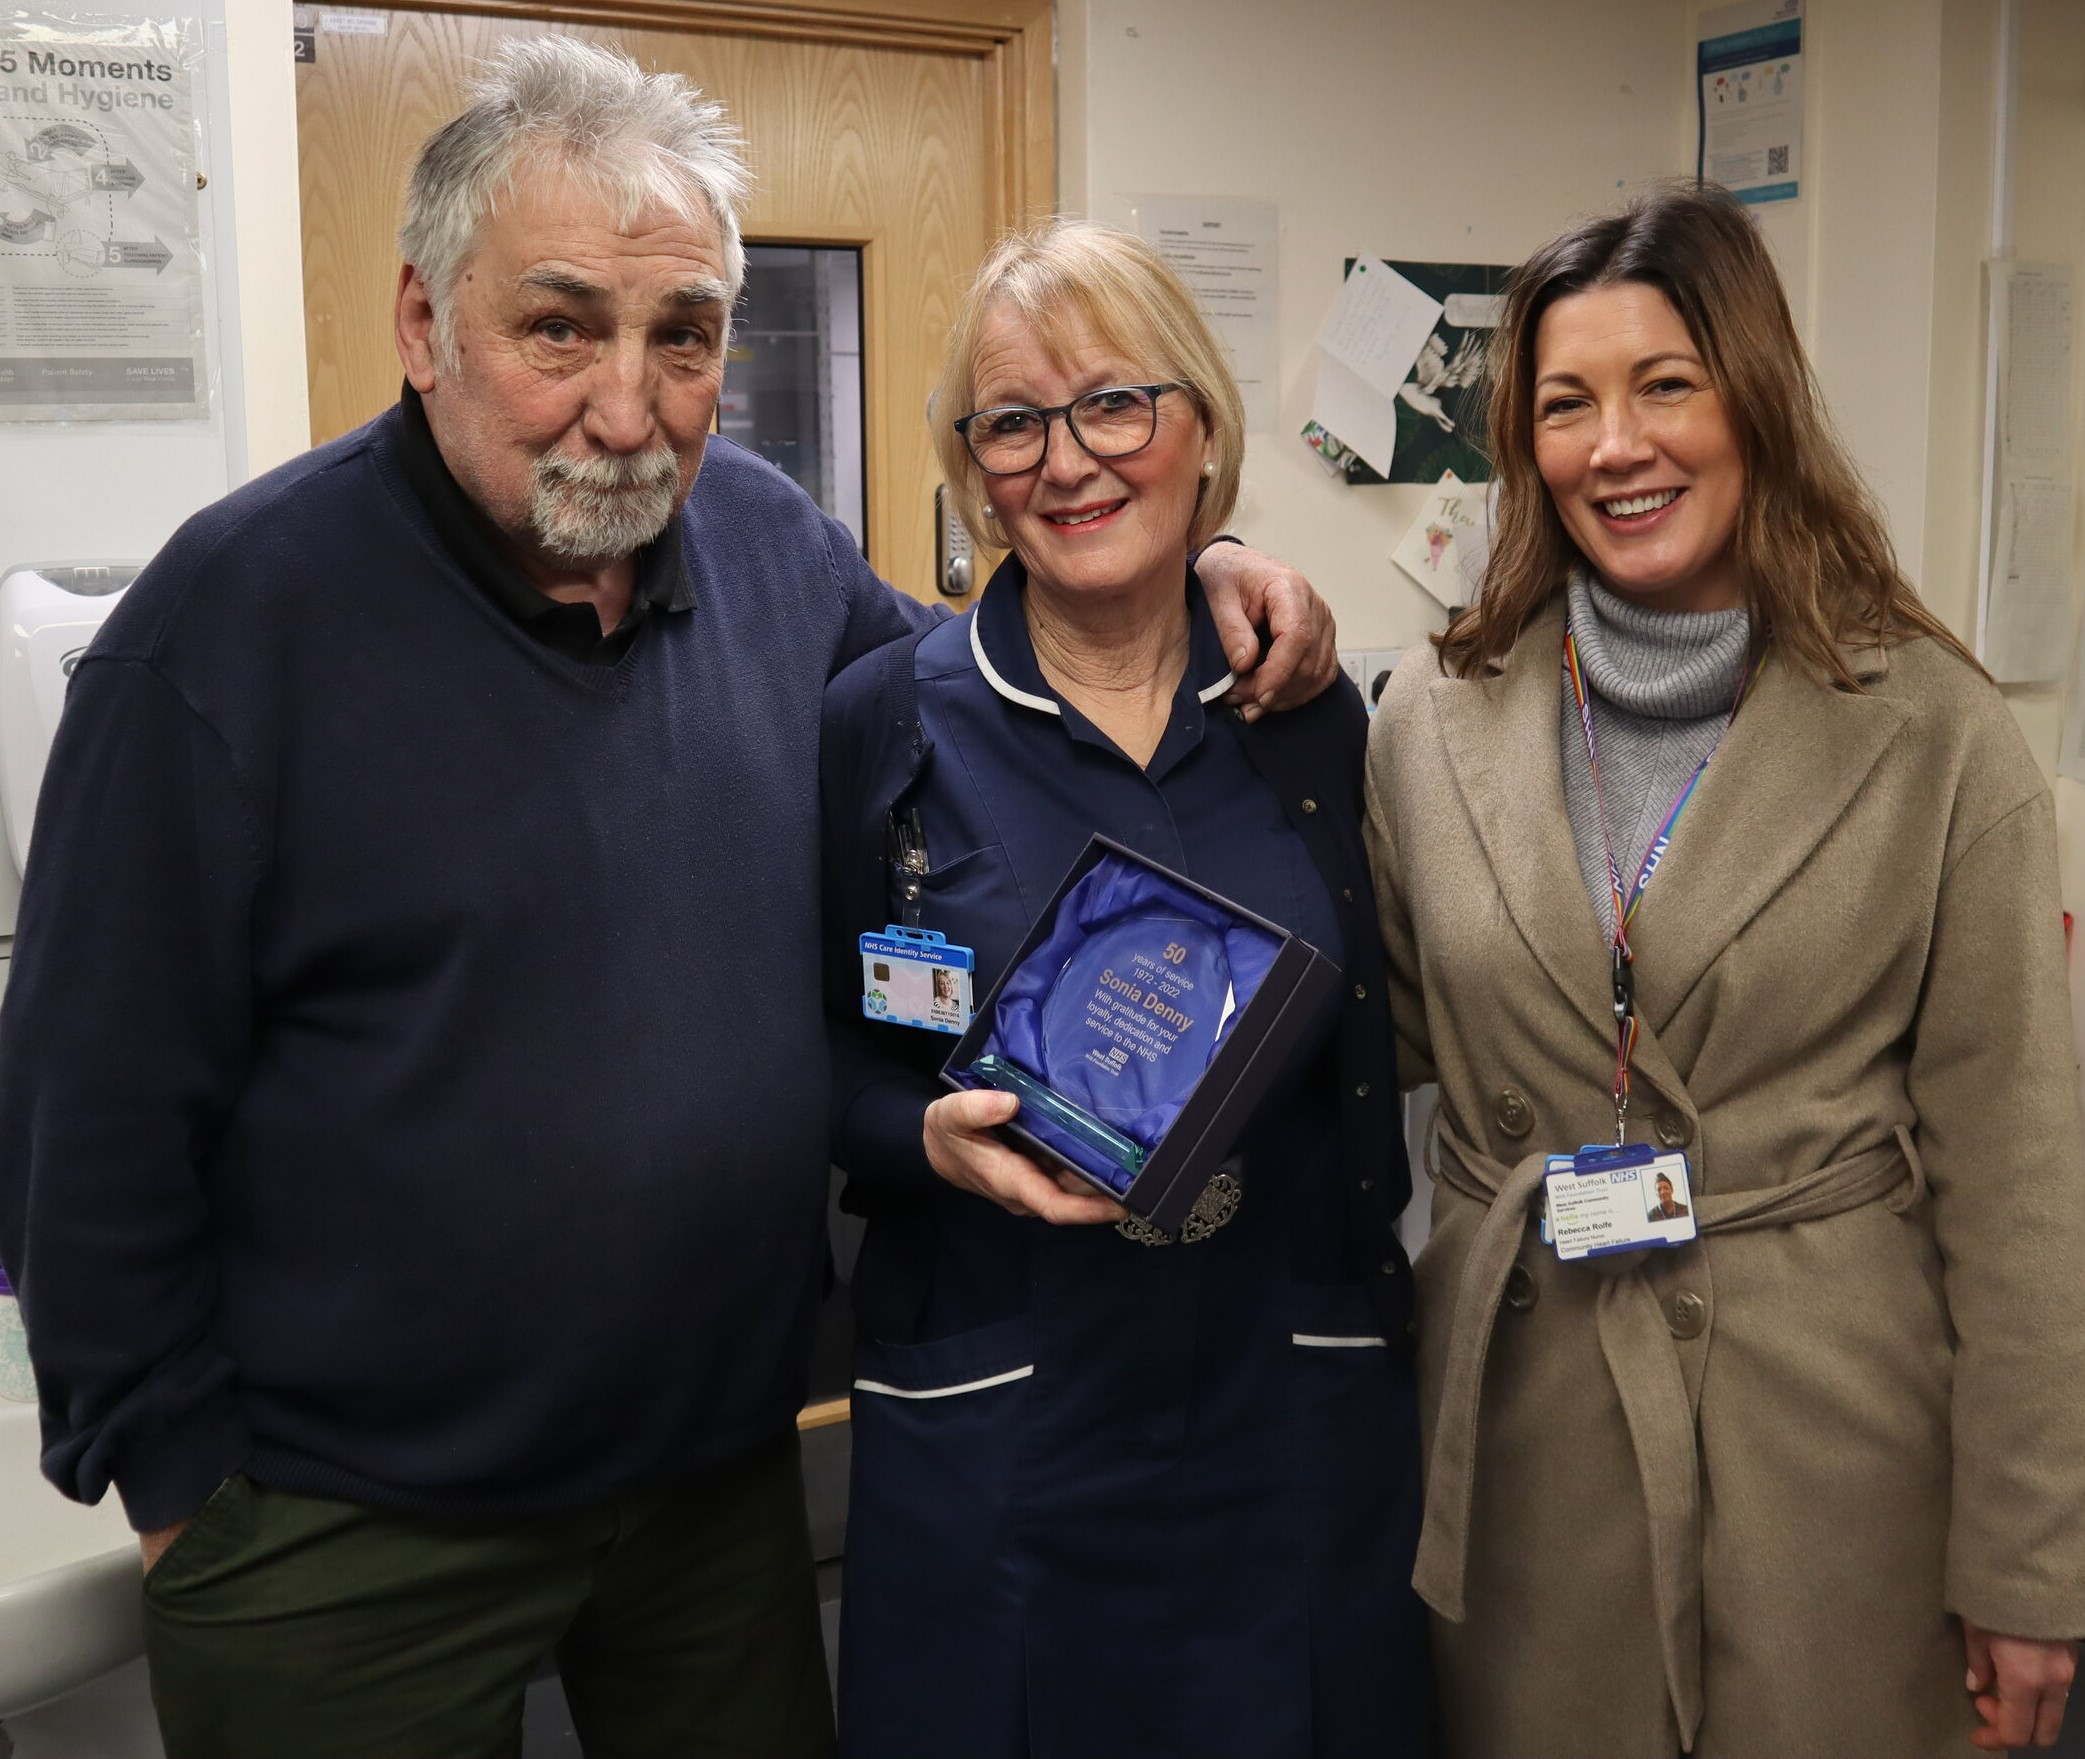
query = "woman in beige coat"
xmin=1365 ymin=182 xmax=2085 ymax=1757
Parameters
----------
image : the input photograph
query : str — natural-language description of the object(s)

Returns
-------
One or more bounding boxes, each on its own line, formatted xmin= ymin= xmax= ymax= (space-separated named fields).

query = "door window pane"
xmin=723 ymin=246 xmax=866 ymax=552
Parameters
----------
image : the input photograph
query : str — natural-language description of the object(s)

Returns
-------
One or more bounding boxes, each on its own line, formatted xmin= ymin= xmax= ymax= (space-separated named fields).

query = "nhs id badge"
xmin=1541 ymin=1144 xmax=1698 ymax=1262
xmin=860 ymin=925 xmax=974 ymax=1035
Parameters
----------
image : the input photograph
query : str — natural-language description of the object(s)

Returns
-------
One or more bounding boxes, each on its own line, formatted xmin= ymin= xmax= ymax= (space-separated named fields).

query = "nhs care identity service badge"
xmin=860 ymin=926 xmax=974 ymax=1034
xmin=1541 ymin=1143 xmax=1698 ymax=1262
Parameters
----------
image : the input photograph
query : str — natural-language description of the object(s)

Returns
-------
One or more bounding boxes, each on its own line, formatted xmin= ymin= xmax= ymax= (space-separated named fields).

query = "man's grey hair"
xmin=399 ymin=36 xmax=752 ymax=369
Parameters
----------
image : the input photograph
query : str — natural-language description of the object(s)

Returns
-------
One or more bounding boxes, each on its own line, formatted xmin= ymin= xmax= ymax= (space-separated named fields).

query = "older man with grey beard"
xmin=0 ymin=34 xmax=1336 ymax=1759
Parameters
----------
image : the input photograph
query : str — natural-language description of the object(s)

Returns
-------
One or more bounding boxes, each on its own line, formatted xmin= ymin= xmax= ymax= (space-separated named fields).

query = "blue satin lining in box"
xmin=967 ymin=855 xmax=1284 ymax=1191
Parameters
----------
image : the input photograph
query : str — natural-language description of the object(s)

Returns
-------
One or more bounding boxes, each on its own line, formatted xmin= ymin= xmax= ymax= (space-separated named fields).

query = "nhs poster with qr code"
xmin=1697 ymin=0 xmax=1802 ymax=207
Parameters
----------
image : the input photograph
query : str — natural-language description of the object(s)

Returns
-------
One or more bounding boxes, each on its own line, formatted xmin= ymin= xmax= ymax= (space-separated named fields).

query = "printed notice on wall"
xmin=1132 ymin=197 xmax=1278 ymax=431
xmin=1697 ymin=0 xmax=1802 ymax=206
xmin=0 ymin=12 xmax=208 ymax=420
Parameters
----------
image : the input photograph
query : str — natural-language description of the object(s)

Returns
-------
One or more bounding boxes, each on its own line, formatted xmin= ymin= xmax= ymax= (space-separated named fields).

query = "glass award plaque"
xmin=1039 ymin=913 xmax=1234 ymax=1123
xmin=955 ymin=845 xmax=1297 ymax=1204
xmin=946 ymin=837 xmax=1338 ymax=1230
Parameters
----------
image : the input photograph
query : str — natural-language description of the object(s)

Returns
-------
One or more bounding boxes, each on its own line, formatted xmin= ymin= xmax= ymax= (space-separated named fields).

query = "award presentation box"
xmin=941 ymin=835 xmax=1339 ymax=1234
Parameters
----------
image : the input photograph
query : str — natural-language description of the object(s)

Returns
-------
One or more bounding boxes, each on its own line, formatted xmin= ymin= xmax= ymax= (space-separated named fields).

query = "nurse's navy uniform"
xmin=820 ymin=558 xmax=1431 ymax=1759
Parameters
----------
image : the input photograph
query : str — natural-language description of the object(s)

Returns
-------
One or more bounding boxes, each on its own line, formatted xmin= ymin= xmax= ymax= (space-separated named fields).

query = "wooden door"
xmin=294 ymin=0 xmax=1051 ymax=605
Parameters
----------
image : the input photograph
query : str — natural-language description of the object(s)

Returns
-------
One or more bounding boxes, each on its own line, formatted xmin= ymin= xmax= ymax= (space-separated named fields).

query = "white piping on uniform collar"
xmin=969 ymin=608 xmax=1237 ymax=713
xmin=970 ymin=611 xmax=1061 ymax=715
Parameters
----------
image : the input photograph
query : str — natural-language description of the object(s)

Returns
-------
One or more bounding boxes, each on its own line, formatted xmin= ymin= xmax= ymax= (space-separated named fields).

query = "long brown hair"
xmin=1439 ymin=180 xmax=1975 ymax=688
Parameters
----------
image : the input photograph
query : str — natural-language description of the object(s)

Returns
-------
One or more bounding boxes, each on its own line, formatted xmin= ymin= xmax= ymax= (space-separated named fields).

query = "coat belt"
xmin=1412 ymin=1116 xmax=1927 ymax=1752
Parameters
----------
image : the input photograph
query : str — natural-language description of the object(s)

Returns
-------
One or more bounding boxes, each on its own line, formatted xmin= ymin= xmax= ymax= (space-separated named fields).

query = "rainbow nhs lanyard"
xmin=1562 ymin=621 xmax=1764 ymax=1143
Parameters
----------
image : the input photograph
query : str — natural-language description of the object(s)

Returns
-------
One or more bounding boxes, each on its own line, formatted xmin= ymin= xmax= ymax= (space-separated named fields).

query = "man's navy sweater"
xmin=0 ymin=405 xmax=930 ymax=1531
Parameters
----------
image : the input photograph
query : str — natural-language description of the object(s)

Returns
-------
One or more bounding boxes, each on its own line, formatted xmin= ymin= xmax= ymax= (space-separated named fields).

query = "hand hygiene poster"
xmin=0 ymin=12 xmax=208 ymax=419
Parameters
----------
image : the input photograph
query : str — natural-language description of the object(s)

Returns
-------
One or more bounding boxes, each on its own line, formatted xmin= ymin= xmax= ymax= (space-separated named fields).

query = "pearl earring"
xmin=1201 ymin=460 xmax=1216 ymax=479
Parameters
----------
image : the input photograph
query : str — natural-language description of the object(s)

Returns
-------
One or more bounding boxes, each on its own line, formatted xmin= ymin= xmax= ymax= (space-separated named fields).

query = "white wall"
xmin=1790 ymin=0 xmax=1946 ymax=588
xmin=2004 ymin=0 xmax=2085 ymax=1048
xmin=223 ymin=0 xmax=311 ymax=477
xmin=1060 ymin=0 xmax=2063 ymax=697
xmin=1895 ymin=0 xmax=2085 ymax=1044
xmin=1061 ymin=0 xmax=1693 ymax=654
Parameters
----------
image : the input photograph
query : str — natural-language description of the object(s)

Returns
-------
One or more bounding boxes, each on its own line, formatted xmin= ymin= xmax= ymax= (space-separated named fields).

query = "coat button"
xmin=1341 ymin=888 xmax=1355 ymax=903
xmin=1301 ymin=797 xmax=1319 ymax=814
xmin=1666 ymin=1290 xmax=1707 ymax=1339
xmin=1654 ymin=1109 xmax=1694 ymax=1149
xmin=1354 ymin=1082 xmax=1372 ymax=1099
xmin=1494 ymin=1087 xmax=1534 ymax=1138
xmin=1352 ymin=983 xmax=1368 ymax=1000
xmin=1359 ymin=1177 xmax=1375 ymax=1192
xmin=1504 ymin=1263 xmax=1538 ymax=1311
xmin=1380 ymin=1258 xmax=1398 ymax=1276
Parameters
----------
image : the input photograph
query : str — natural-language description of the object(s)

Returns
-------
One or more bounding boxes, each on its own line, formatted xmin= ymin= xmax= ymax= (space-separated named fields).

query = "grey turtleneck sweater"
xmin=1560 ymin=573 xmax=1752 ymax=939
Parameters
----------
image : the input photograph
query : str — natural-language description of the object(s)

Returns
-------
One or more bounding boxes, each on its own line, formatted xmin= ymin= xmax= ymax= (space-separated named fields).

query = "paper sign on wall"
xmin=1307 ymin=258 xmax=1439 ymax=478
xmin=1133 ymin=196 xmax=1278 ymax=432
xmin=1392 ymin=471 xmax=1497 ymax=608
xmin=0 ymin=10 xmax=209 ymax=420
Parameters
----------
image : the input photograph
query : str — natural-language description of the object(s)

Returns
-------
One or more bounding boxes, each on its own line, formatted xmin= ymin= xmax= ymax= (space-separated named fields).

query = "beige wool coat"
xmin=1364 ymin=593 xmax=2085 ymax=1758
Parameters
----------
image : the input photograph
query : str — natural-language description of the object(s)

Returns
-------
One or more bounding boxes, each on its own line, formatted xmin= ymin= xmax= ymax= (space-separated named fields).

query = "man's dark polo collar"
xmin=394 ymin=383 xmax=694 ymax=666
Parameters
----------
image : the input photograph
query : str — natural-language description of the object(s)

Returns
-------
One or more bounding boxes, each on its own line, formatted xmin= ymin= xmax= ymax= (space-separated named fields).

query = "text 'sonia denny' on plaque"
xmin=1041 ymin=912 xmax=1233 ymax=1127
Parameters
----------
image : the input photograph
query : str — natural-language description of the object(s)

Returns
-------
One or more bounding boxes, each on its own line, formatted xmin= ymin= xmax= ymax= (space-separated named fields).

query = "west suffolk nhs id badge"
xmin=1540 ymin=1144 xmax=1698 ymax=1262
xmin=860 ymin=926 xmax=975 ymax=1035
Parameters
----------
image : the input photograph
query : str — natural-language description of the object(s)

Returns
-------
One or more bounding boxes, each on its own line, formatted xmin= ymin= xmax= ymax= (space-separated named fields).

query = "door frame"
xmin=365 ymin=0 xmax=1054 ymax=233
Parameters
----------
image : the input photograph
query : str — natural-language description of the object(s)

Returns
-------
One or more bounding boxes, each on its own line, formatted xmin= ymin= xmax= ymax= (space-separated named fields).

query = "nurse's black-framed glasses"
xmin=953 ymin=382 xmax=1183 ymax=476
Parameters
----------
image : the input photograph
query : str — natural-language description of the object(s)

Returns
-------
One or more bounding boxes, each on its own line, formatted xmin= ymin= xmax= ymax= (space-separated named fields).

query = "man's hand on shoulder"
xmin=1194 ymin=541 xmax=1339 ymax=721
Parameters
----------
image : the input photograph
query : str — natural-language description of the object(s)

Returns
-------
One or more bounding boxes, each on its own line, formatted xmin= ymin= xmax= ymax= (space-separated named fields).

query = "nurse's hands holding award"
xmin=924 ymin=1088 xmax=1126 ymax=1224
